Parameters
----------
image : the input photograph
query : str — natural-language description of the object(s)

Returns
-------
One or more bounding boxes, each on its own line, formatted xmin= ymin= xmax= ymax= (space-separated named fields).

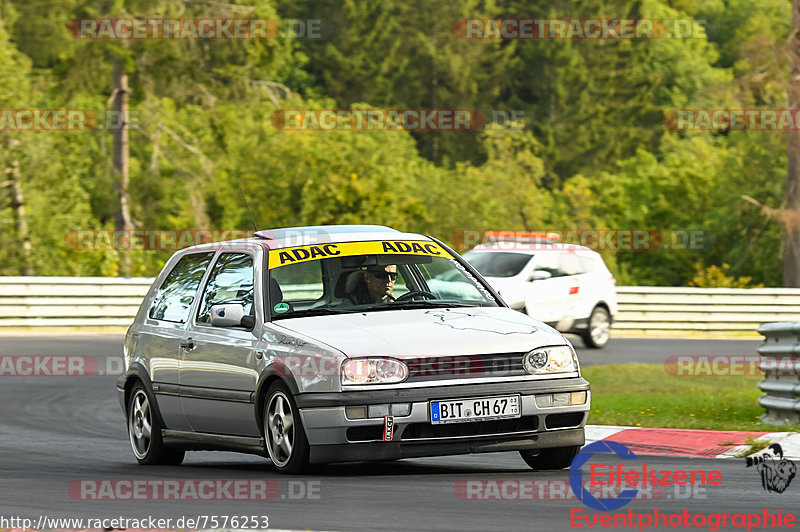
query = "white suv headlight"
xmin=342 ymin=358 xmax=409 ymax=385
xmin=523 ymin=345 xmax=578 ymax=375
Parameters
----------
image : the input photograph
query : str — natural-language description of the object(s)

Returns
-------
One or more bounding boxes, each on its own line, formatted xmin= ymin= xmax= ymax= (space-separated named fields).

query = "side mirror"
xmin=210 ymin=303 xmax=247 ymax=328
xmin=529 ymin=270 xmax=553 ymax=282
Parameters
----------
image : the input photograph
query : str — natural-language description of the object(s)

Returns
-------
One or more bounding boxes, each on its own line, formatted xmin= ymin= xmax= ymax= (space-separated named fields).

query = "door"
xmin=523 ymin=251 xmax=577 ymax=326
xmin=142 ymin=251 xmax=215 ymax=431
xmin=179 ymin=252 xmax=262 ymax=436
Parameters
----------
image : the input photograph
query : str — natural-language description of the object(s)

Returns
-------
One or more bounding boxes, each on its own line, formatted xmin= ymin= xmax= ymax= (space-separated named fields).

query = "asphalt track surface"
xmin=1 ymin=334 xmax=794 ymax=532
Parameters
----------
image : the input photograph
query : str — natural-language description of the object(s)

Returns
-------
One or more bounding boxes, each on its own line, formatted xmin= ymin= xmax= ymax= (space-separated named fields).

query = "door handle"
xmin=180 ymin=338 xmax=195 ymax=350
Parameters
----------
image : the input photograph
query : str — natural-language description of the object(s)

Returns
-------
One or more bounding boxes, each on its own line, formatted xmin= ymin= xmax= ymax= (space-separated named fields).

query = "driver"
xmin=349 ymin=265 xmax=397 ymax=304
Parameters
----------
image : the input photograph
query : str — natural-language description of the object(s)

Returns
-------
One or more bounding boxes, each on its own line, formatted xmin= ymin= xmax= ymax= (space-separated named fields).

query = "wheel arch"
xmin=592 ymin=301 xmax=612 ymax=322
xmin=254 ymin=368 xmax=301 ymax=433
xmin=122 ymin=362 xmax=169 ymax=430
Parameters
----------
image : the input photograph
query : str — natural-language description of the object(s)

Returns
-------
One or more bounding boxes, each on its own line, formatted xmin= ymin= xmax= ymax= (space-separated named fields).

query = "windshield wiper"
xmin=365 ymin=301 xmax=478 ymax=311
xmin=272 ymin=307 xmax=356 ymax=319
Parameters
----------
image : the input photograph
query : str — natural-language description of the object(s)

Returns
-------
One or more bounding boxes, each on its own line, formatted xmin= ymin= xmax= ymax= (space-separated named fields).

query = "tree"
xmin=275 ymin=0 xmax=515 ymax=166
xmin=786 ymin=0 xmax=800 ymax=286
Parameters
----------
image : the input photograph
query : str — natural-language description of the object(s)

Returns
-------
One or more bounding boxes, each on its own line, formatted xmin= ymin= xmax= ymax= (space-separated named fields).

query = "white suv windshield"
xmin=268 ymin=246 xmax=498 ymax=319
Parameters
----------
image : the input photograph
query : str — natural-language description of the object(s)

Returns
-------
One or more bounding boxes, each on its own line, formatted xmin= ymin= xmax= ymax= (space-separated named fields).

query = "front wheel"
xmin=127 ymin=383 xmax=184 ymax=465
xmin=581 ymin=306 xmax=610 ymax=349
xmin=264 ymin=382 xmax=311 ymax=474
xmin=519 ymin=445 xmax=581 ymax=470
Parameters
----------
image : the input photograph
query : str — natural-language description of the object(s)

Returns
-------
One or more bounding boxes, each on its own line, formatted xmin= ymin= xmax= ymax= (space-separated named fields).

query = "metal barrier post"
xmin=757 ymin=322 xmax=800 ymax=425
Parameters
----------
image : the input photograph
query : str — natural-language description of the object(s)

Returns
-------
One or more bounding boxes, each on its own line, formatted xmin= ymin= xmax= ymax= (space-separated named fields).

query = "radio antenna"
xmin=240 ymin=185 xmax=259 ymax=234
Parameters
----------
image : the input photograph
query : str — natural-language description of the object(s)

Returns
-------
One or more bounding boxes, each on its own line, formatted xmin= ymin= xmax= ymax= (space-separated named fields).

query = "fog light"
xmin=553 ymin=393 xmax=570 ymax=407
xmin=571 ymin=391 xmax=587 ymax=405
xmin=391 ymin=403 xmax=411 ymax=416
xmin=345 ymin=406 xmax=368 ymax=419
xmin=367 ymin=404 xmax=390 ymax=418
xmin=535 ymin=394 xmax=553 ymax=408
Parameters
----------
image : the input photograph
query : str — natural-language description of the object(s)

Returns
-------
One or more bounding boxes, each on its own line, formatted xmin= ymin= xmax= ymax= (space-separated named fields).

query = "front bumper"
xmin=296 ymin=377 xmax=590 ymax=464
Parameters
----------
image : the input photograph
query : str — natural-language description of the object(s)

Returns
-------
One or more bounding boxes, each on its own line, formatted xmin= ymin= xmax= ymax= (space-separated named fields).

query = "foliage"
xmin=690 ymin=263 xmax=764 ymax=288
xmin=0 ymin=0 xmax=793 ymax=286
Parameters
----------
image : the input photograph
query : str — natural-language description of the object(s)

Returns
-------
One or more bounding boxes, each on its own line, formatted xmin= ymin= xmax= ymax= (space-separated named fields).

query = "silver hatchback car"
xmin=118 ymin=225 xmax=590 ymax=473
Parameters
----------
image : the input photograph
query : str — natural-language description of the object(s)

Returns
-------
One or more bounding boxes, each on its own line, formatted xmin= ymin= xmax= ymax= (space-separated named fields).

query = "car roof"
xmin=468 ymin=242 xmax=595 ymax=255
xmin=177 ymin=224 xmax=435 ymax=252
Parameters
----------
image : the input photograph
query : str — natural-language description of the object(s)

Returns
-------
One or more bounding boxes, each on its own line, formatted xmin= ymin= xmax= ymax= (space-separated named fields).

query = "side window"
xmin=532 ymin=252 xmax=561 ymax=277
xmin=270 ymin=260 xmax=324 ymax=302
xmin=558 ymin=252 xmax=586 ymax=276
xmin=196 ymin=253 xmax=255 ymax=325
xmin=149 ymin=252 xmax=214 ymax=323
xmin=579 ymin=255 xmax=599 ymax=272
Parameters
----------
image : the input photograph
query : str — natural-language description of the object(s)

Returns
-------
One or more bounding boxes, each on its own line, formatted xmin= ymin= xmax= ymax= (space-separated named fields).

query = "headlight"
xmin=342 ymin=358 xmax=408 ymax=385
xmin=523 ymin=345 xmax=578 ymax=375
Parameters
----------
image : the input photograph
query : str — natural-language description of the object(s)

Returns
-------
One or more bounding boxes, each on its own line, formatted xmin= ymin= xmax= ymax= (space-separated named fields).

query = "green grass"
xmin=582 ymin=363 xmax=800 ymax=432
xmin=732 ymin=437 xmax=773 ymax=458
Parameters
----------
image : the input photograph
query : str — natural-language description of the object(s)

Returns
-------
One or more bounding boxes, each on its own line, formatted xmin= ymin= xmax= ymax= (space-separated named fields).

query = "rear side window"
xmin=196 ymin=253 xmax=255 ymax=324
xmin=149 ymin=252 xmax=214 ymax=323
xmin=558 ymin=252 xmax=587 ymax=275
xmin=579 ymin=254 xmax=600 ymax=272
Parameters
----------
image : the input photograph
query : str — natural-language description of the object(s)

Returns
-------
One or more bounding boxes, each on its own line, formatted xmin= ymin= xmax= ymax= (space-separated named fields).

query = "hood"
xmin=272 ymin=306 xmax=565 ymax=358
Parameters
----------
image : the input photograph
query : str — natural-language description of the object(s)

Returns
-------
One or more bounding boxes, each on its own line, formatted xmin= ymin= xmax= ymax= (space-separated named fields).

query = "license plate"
xmin=430 ymin=395 xmax=520 ymax=424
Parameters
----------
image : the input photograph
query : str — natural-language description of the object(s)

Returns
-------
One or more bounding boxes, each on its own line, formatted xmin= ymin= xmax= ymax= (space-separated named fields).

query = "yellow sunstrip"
xmin=269 ymin=240 xmax=452 ymax=268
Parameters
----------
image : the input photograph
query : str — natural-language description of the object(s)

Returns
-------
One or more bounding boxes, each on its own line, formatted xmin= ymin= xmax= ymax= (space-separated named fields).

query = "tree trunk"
xmin=7 ymin=156 xmax=34 ymax=275
xmin=113 ymin=56 xmax=133 ymax=276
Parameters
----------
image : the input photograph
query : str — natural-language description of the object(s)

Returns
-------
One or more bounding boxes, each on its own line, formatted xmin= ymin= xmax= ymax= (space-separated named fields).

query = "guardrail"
xmin=2 ymin=278 xmax=800 ymax=331
xmin=615 ymin=286 xmax=800 ymax=332
xmin=756 ymin=322 xmax=800 ymax=425
xmin=0 ymin=277 xmax=153 ymax=328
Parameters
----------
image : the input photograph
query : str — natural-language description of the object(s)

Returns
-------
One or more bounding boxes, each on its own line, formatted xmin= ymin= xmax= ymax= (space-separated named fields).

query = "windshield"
xmin=268 ymin=240 xmax=498 ymax=319
xmin=463 ymin=251 xmax=532 ymax=278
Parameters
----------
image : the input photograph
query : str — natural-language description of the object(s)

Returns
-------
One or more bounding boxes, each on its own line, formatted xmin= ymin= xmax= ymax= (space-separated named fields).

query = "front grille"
xmin=405 ymin=353 xmax=527 ymax=382
xmin=545 ymin=413 xmax=584 ymax=429
xmin=401 ymin=416 xmax=538 ymax=440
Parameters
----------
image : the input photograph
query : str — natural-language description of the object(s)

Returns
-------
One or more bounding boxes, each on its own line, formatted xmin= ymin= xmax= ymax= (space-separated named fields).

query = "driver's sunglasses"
xmin=369 ymin=271 xmax=398 ymax=281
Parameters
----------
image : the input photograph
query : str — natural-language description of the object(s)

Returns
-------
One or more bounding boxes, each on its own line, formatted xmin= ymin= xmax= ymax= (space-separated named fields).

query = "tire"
xmin=263 ymin=381 xmax=311 ymax=474
xmin=519 ymin=445 xmax=581 ymax=470
xmin=127 ymin=383 xmax=185 ymax=465
xmin=581 ymin=306 xmax=611 ymax=349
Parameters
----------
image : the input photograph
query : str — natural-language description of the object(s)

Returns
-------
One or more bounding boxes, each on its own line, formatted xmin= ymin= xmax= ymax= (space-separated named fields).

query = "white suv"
xmin=463 ymin=234 xmax=617 ymax=348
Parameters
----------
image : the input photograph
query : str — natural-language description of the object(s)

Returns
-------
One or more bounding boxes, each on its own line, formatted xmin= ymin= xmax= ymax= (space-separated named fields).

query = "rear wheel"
xmin=127 ymin=383 xmax=184 ymax=465
xmin=519 ymin=445 xmax=581 ymax=470
xmin=581 ymin=306 xmax=610 ymax=348
xmin=264 ymin=382 xmax=311 ymax=474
